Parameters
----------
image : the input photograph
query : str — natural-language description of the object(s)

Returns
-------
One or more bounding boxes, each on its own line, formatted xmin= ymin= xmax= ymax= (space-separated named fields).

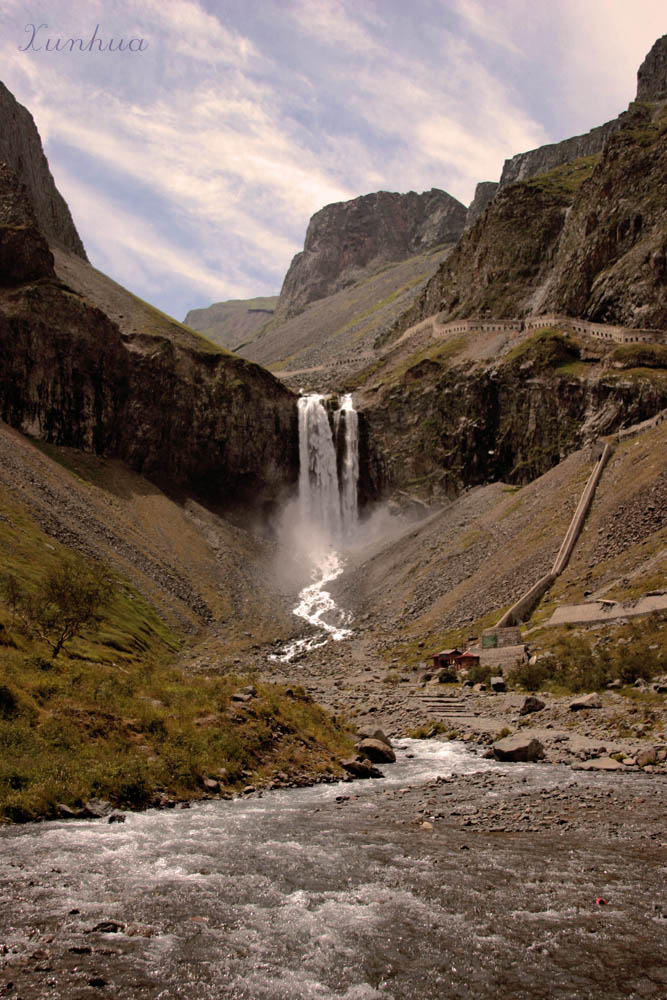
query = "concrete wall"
xmin=551 ymin=442 xmax=613 ymax=576
xmin=496 ymin=573 xmax=557 ymax=629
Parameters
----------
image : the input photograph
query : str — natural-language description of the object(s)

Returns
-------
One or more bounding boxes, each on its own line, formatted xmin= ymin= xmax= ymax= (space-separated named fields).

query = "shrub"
xmin=2 ymin=556 xmax=115 ymax=658
xmin=508 ymin=658 xmax=552 ymax=692
xmin=0 ymin=684 xmax=19 ymax=719
xmin=510 ymin=631 xmax=662 ymax=693
xmin=465 ymin=664 xmax=494 ymax=686
xmin=436 ymin=667 xmax=458 ymax=684
xmin=611 ymin=343 xmax=667 ymax=370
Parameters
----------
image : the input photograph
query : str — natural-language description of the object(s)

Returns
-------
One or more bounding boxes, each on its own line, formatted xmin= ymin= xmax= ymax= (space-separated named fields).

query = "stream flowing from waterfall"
xmin=1 ymin=743 xmax=662 ymax=1000
xmin=273 ymin=393 xmax=360 ymax=662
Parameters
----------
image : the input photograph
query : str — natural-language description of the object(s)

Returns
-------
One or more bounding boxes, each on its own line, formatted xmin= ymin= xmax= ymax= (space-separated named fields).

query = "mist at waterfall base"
xmin=271 ymin=393 xmax=360 ymax=662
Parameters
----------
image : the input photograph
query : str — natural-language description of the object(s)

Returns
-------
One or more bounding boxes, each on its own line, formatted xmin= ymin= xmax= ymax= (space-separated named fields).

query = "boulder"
xmin=574 ymin=757 xmax=623 ymax=771
xmin=473 ymin=683 xmax=487 ymax=692
xmin=490 ymin=676 xmax=506 ymax=693
xmin=357 ymin=728 xmax=393 ymax=748
xmin=89 ymin=921 xmax=124 ymax=934
xmin=569 ymin=693 xmax=602 ymax=711
xmin=56 ymin=803 xmax=82 ymax=819
xmin=341 ymin=757 xmax=384 ymax=779
xmin=354 ymin=738 xmax=396 ymax=763
xmin=82 ymin=798 xmax=113 ymax=818
xmin=636 ymin=747 xmax=658 ymax=768
xmin=492 ymin=734 xmax=545 ymax=763
xmin=519 ymin=695 xmax=545 ymax=716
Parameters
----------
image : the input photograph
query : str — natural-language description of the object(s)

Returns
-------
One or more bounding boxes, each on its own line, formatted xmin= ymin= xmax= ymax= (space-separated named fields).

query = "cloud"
xmin=0 ymin=0 xmax=664 ymax=320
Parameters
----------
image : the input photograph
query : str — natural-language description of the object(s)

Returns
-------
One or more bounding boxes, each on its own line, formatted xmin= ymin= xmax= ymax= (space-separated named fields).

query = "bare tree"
xmin=2 ymin=556 xmax=115 ymax=658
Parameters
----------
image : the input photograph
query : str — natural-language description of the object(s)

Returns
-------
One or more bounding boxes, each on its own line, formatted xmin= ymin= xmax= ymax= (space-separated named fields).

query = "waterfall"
xmin=339 ymin=393 xmax=359 ymax=534
xmin=297 ymin=392 xmax=359 ymax=542
xmin=272 ymin=392 xmax=359 ymax=662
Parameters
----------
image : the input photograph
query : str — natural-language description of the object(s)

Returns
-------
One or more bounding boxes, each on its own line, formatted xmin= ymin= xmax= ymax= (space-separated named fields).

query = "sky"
xmin=0 ymin=1 xmax=664 ymax=321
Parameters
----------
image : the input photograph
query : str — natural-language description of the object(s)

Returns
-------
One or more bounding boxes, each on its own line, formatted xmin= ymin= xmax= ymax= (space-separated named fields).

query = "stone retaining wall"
xmin=434 ymin=314 xmax=665 ymax=345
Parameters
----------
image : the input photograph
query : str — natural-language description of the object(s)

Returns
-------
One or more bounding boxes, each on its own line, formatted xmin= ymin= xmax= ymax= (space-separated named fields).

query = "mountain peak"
xmin=636 ymin=34 xmax=667 ymax=102
xmin=277 ymin=188 xmax=466 ymax=319
xmin=0 ymin=81 xmax=86 ymax=258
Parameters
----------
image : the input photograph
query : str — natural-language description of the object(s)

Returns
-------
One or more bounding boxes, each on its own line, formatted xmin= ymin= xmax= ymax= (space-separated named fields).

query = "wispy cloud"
xmin=0 ymin=0 xmax=663 ymax=321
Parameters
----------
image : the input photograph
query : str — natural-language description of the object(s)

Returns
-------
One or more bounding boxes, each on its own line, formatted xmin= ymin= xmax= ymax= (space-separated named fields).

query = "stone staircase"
xmin=411 ymin=690 xmax=469 ymax=719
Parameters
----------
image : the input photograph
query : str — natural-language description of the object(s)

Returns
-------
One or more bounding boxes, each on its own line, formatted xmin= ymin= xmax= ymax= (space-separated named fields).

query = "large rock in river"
xmin=355 ymin=738 xmax=396 ymax=763
xmin=341 ymin=757 xmax=384 ymax=779
xmin=492 ymin=734 xmax=545 ymax=763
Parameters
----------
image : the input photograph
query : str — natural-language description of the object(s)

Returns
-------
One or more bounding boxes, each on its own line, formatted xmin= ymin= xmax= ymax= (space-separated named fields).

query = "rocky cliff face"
xmin=277 ymin=188 xmax=466 ymax=319
xmin=464 ymin=182 xmax=499 ymax=229
xmin=396 ymin=173 xmax=575 ymax=326
xmin=393 ymin=101 xmax=667 ymax=336
xmin=361 ymin=357 xmax=667 ymax=501
xmin=499 ymin=117 xmax=622 ymax=188
xmin=0 ymin=163 xmax=55 ymax=285
xmin=540 ymin=108 xmax=667 ymax=328
xmin=0 ymin=160 xmax=297 ymax=510
xmin=0 ymin=81 xmax=86 ymax=258
xmin=637 ymin=34 xmax=667 ymax=101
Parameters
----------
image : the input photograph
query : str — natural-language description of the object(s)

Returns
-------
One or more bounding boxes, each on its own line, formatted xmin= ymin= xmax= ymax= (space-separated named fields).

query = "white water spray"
xmin=273 ymin=392 xmax=360 ymax=661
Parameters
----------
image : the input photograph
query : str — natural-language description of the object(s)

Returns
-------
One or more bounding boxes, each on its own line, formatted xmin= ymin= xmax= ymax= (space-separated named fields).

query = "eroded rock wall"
xmin=278 ymin=188 xmax=466 ymax=319
xmin=0 ymin=162 xmax=297 ymax=509
xmin=0 ymin=81 xmax=86 ymax=258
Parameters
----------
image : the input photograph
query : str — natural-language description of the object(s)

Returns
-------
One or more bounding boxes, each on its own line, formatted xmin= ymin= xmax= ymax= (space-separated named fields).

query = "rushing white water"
xmin=298 ymin=394 xmax=343 ymax=538
xmin=273 ymin=393 xmax=360 ymax=662
xmin=339 ymin=393 xmax=359 ymax=535
xmin=1 ymin=745 xmax=662 ymax=1000
xmin=274 ymin=551 xmax=353 ymax=661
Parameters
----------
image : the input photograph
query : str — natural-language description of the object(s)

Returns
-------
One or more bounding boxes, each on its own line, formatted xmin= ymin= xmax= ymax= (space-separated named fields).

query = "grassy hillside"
xmin=185 ymin=296 xmax=279 ymax=351
xmin=0 ymin=424 xmax=353 ymax=822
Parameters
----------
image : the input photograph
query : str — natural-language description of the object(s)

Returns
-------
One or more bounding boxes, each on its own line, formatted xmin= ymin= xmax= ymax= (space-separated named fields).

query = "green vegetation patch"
xmin=0 ymin=494 xmax=353 ymax=821
xmin=0 ymin=645 xmax=353 ymax=821
xmin=611 ymin=343 xmax=667 ymax=370
xmin=503 ymin=329 xmax=580 ymax=369
xmin=512 ymin=613 xmax=666 ymax=694
xmin=524 ymin=154 xmax=601 ymax=199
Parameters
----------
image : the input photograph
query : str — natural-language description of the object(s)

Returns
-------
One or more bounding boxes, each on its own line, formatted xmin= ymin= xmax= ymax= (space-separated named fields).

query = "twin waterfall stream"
xmin=274 ymin=393 xmax=359 ymax=662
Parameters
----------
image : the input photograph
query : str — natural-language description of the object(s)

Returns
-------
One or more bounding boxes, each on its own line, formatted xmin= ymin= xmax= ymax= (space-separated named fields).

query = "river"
xmin=0 ymin=740 xmax=664 ymax=999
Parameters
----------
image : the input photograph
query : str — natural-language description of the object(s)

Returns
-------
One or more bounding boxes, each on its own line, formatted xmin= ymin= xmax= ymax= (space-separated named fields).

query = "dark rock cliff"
xmin=0 ymin=161 xmax=297 ymax=510
xmin=464 ymin=182 xmax=499 ymax=229
xmin=0 ymin=81 xmax=86 ymax=258
xmin=541 ymin=108 xmax=667 ymax=328
xmin=636 ymin=34 xmax=667 ymax=101
xmin=361 ymin=359 xmax=667 ymax=501
xmin=277 ymin=188 xmax=466 ymax=319
xmin=392 ymin=101 xmax=667 ymax=336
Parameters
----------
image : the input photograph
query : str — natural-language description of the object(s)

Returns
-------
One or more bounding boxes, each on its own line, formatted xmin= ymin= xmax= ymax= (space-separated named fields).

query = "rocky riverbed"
xmin=1 ymin=739 xmax=665 ymax=1000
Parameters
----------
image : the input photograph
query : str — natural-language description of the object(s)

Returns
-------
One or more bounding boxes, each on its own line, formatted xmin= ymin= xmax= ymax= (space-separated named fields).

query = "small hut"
xmin=455 ymin=649 xmax=481 ymax=669
xmin=432 ymin=649 xmax=462 ymax=669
